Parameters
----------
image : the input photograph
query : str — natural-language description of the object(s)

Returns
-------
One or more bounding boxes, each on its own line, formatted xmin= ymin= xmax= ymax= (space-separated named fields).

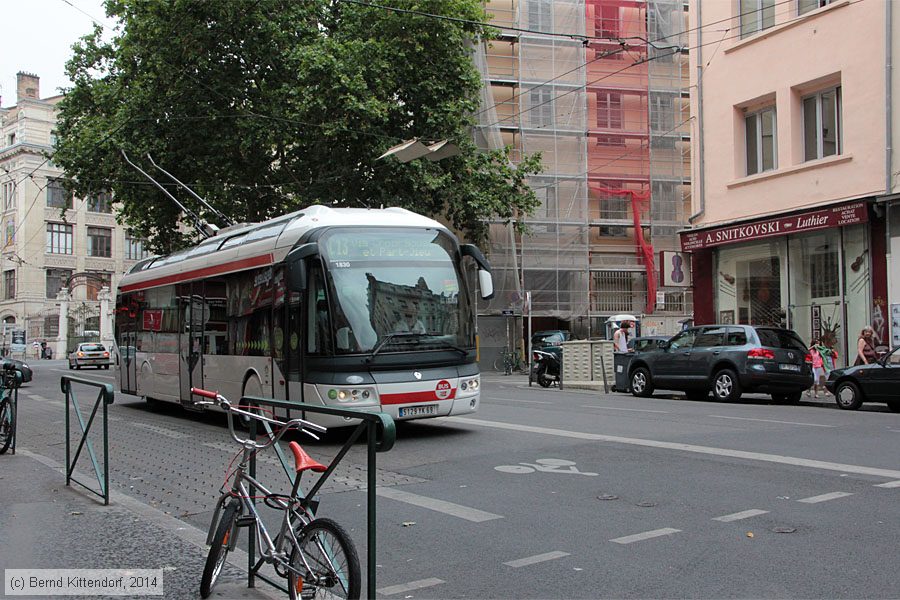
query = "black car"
xmin=0 ymin=358 xmax=32 ymax=384
xmin=824 ymin=345 xmax=900 ymax=411
xmin=628 ymin=325 xmax=812 ymax=402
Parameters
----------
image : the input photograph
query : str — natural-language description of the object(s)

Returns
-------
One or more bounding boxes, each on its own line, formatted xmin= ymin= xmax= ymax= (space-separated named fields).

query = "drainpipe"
xmin=690 ymin=0 xmax=705 ymax=223
xmin=887 ymin=0 xmax=894 ymax=343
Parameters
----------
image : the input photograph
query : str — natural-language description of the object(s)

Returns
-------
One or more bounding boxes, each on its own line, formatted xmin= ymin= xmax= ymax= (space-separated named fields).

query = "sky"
xmin=0 ymin=0 xmax=116 ymax=107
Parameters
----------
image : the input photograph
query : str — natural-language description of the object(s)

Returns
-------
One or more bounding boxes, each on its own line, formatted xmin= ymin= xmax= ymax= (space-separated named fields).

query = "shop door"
xmin=118 ymin=329 xmax=137 ymax=394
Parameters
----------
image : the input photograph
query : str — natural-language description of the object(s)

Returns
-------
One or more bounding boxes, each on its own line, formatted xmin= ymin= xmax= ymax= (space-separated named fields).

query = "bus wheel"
xmin=145 ymin=397 xmax=164 ymax=412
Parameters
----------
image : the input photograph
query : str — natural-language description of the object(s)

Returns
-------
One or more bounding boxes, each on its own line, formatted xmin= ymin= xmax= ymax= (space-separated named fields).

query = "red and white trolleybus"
xmin=114 ymin=205 xmax=494 ymax=427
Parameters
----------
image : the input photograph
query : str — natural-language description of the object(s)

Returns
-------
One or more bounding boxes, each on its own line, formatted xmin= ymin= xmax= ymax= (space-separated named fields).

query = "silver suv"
xmin=628 ymin=325 xmax=812 ymax=403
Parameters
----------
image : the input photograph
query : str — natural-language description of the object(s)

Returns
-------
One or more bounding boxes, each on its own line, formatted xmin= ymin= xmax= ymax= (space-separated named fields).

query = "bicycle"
xmin=0 ymin=360 xmax=22 ymax=455
xmin=493 ymin=350 xmax=524 ymax=375
xmin=191 ymin=387 xmax=361 ymax=600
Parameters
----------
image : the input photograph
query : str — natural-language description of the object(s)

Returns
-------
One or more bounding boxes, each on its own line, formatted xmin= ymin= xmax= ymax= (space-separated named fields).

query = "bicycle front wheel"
xmin=0 ymin=397 xmax=12 ymax=455
xmin=288 ymin=517 xmax=360 ymax=600
xmin=200 ymin=500 xmax=239 ymax=598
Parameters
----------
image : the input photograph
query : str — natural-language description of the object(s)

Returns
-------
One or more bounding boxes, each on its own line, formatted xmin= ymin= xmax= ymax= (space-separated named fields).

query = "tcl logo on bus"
xmin=435 ymin=380 xmax=452 ymax=400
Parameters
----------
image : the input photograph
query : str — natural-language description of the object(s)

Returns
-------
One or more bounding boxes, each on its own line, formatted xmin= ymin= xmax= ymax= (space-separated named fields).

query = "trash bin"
xmin=613 ymin=352 xmax=633 ymax=393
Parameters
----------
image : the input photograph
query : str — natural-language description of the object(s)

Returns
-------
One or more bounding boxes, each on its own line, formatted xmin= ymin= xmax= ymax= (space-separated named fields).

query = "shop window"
xmin=746 ymin=107 xmax=777 ymax=175
xmin=803 ymin=86 xmax=842 ymax=161
xmin=810 ymin=250 xmax=839 ymax=299
xmin=740 ymin=0 xmax=775 ymax=38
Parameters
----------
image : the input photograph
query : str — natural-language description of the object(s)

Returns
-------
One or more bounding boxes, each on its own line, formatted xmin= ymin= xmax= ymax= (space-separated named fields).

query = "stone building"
xmin=0 ymin=72 xmax=150 ymax=358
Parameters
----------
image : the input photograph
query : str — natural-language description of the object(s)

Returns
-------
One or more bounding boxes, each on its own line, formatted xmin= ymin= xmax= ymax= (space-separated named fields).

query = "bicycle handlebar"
xmin=190 ymin=387 xmax=327 ymax=450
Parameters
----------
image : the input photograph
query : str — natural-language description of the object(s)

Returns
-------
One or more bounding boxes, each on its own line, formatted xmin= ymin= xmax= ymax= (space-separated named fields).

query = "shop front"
xmin=681 ymin=200 xmax=888 ymax=367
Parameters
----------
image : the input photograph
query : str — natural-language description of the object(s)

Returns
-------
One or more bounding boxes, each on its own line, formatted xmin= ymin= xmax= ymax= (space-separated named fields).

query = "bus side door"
xmin=179 ymin=282 xmax=205 ymax=405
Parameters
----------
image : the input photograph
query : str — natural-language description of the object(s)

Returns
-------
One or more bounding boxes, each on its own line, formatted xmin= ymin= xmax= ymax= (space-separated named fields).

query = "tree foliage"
xmin=54 ymin=0 xmax=541 ymax=253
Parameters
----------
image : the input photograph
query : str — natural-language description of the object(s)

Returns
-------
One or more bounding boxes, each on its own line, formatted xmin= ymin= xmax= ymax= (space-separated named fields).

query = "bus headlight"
xmin=459 ymin=377 xmax=479 ymax=392
xmin=327 ymin=387 xmax=376 ymax=404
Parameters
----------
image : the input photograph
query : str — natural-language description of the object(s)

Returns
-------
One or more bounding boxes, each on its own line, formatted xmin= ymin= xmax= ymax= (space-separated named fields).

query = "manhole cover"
xmin=636 ymin=501 xmax=657 ymax=508
xmin=773 ymin=527 xmax=797 ymax=534
xmin=597 ymin=494 xmax=619 ymax=501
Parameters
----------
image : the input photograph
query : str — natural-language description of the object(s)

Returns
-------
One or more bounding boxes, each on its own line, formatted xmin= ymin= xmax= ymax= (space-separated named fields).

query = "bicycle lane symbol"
xmin=494 ymin=458 xmax=597 ymax=476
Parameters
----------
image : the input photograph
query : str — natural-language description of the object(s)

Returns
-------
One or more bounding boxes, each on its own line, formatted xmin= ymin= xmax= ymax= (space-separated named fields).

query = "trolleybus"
xmin=115 ymin=205 xmax=494 ymax=427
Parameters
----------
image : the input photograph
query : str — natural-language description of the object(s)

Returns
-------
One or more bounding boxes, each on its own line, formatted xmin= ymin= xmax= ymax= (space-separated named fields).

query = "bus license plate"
xmin=399 ymin=405 xmax=437 ymax=417
xmin=779 ymin=364 xmax=801 ymax=372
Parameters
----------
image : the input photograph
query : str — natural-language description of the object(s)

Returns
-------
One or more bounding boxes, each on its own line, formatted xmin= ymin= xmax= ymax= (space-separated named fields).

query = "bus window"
xmin=307 ymin=268 xmax=333 ymax=355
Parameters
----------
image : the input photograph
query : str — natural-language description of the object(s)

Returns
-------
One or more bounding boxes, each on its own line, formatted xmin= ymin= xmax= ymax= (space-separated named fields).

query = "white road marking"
xmin=580 ymin=405 xmax=669 ymax=413
xmin=797 ymin=491 xmax=854 ymax=504
xmin=874 ymin=480 xmax=900 ymax=488
xmin=713 ymin=509 xmax=769 ymax=522
xmin=453 ymin=417 xmax=900 ymax=480
xmin=707 ymin=415 xmax=835 ymax=428
xmin=504 ymin=551 xmax=570 ymax=568
xmin=377 ymin=578 xmax=445 ymax=596
xmin=485 ymin=396 xmax=552 ymax=404
xmin=610 ymin=528 xmax=681 ymax=545
xmin=376 ymin=487 xmax=503 ymax=522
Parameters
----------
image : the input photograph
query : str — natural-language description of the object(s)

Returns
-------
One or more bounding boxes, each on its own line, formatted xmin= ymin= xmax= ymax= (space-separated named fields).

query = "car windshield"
xmin=755 ymin=328 xmax=807 ymax=352
xmin=80 ymin=344 xmax=105 ymax=352
xmin=533 ymin=332 xmax=567 ymax=346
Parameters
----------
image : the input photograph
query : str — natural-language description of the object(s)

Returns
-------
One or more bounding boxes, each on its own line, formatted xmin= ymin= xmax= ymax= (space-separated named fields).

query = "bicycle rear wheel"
xmin=200 ymin=500 xmax=239 ymax=598
xmin=288 ymin=517 xmax=360 ymax=600
xmin=0 ymin=397 xmax=12 ymax=455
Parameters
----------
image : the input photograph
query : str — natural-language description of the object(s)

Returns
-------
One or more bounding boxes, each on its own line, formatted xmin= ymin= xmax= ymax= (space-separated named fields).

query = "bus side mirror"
xmin=478 ymin=270 xmax=494 ymax=300
xmin=460 ymin=244 xmax=494 ymax=300
xmin=286 ymin=243 xmax=319 ymax=292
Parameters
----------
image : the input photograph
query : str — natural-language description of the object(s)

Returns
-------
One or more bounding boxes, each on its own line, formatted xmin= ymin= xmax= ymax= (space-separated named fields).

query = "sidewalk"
xmin=0 ymin=448 xmax=275 ymax=600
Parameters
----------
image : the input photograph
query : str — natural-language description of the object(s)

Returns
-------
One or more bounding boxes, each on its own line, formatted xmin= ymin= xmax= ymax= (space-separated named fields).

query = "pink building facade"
xmin=683 ymin=0 xmax=892 ymax=364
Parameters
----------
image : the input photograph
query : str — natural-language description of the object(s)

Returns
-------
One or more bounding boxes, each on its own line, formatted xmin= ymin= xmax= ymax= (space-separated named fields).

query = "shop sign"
xmin=680 ymin=202 xmax=868 ymax=251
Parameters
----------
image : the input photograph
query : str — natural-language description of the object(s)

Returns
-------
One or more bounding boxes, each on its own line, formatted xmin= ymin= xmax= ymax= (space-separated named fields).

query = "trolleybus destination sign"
xmin=680 ymin=202 xmax=868 ymax=251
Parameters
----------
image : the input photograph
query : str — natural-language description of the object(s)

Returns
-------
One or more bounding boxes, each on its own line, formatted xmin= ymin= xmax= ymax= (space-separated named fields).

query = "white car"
xmin=68 ymin=343 xmax=111 ymax=370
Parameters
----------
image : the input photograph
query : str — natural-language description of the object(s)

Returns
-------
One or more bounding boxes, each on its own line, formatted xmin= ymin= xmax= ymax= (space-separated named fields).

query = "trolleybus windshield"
xmin=319 ymin=229 xmax=473 ymax=355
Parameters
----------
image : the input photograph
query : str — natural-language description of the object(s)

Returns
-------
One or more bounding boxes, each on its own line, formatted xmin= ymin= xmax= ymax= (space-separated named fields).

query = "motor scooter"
xmin=531 ymin=348 xmax=560 ymax=388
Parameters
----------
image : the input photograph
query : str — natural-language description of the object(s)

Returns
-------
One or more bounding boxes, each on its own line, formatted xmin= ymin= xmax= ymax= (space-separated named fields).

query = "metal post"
xmin=367 ymin=421 xmax=377 ymax=599
xmin=65 ymin=380 xmax=71 ymax=487
xmin=103 ymin=393 xmax=109 ymax=505
xmin=248 ymin=417 xmax=257 ymax=588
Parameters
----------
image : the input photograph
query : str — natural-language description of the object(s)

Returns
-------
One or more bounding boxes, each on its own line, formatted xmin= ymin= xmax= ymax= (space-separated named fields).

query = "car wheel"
xmin=887 ymin=400 xmax=900 ymax=413
xmin=712 ymin=369 xmax=742 ymax=402
xmin=630 ymin=367 xmax=654 ymax=398
xmin=772 ymin=392 xmax=802 ymax=404
xmin=835 ymin=381 xmax=863 ymax=410
xmin=686 ymin=390 xmax=708 ymax=401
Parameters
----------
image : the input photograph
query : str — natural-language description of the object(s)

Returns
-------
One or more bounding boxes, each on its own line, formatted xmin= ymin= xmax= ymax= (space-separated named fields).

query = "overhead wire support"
xmin=145 ymin=154 xmax=235 ymax=227
xmin=120 ymin=150 xmax=218 ymax=239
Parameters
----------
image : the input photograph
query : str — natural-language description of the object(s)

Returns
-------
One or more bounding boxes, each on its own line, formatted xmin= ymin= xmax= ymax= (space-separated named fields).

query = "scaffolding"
xmin=478 ymin=0 xmax=691 ymax=346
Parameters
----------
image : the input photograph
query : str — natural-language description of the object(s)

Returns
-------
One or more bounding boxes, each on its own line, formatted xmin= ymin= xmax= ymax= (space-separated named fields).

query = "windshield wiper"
xmin=419 ymin=334 xmax=468 ymax=356
xmin=369 ymin=332 xmax=424 ymax=359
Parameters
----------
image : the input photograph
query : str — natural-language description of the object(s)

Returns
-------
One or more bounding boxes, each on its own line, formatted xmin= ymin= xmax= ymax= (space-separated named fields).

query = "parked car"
xmin=628 ymin=335 xmax=670 ymax=353
xmin=1 ymin=358 xmax=32 ymax=383
xmin=824 ymin=345 xmax=900 ymax=411
xmin=531 ymin=330 xmax=571 ymax=349
xmin=68 ymin=343 xmax=111 ymax=370
xmin=628 ymin=325 xmax=812 ymax=403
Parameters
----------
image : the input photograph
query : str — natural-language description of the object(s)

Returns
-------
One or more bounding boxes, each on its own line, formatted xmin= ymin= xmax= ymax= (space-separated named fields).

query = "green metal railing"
xmin=62 ymin=376 xmax=115 ymax=505
xmin=241 ymin=396 xmax=395 ymax=599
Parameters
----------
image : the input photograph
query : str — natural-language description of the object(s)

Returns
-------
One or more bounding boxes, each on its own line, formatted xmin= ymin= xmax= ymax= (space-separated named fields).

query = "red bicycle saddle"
xmin=288 ymin=441 xmax=327 ymax=474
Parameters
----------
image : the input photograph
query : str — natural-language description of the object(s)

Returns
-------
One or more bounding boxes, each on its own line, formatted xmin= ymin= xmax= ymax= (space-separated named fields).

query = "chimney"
xmin=16 ymin=72 xmax=40 ymax=102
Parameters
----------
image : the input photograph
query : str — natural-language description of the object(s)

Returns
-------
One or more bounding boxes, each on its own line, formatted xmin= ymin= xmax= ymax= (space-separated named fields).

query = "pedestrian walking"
xmin=855 ymin=326 xmax=878 ymax=365
xmin=807 ymin=339 xmax=826 ymax=398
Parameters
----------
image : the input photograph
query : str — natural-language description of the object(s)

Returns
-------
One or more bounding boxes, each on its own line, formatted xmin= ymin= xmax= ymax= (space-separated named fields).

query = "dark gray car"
xmin=628 ymin=325 xmax=813 ymax=402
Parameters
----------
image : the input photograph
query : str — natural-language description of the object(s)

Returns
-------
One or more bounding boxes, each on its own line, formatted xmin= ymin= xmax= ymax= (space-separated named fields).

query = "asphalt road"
xmin=6 ymin=361 xmax=900 ymax=599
